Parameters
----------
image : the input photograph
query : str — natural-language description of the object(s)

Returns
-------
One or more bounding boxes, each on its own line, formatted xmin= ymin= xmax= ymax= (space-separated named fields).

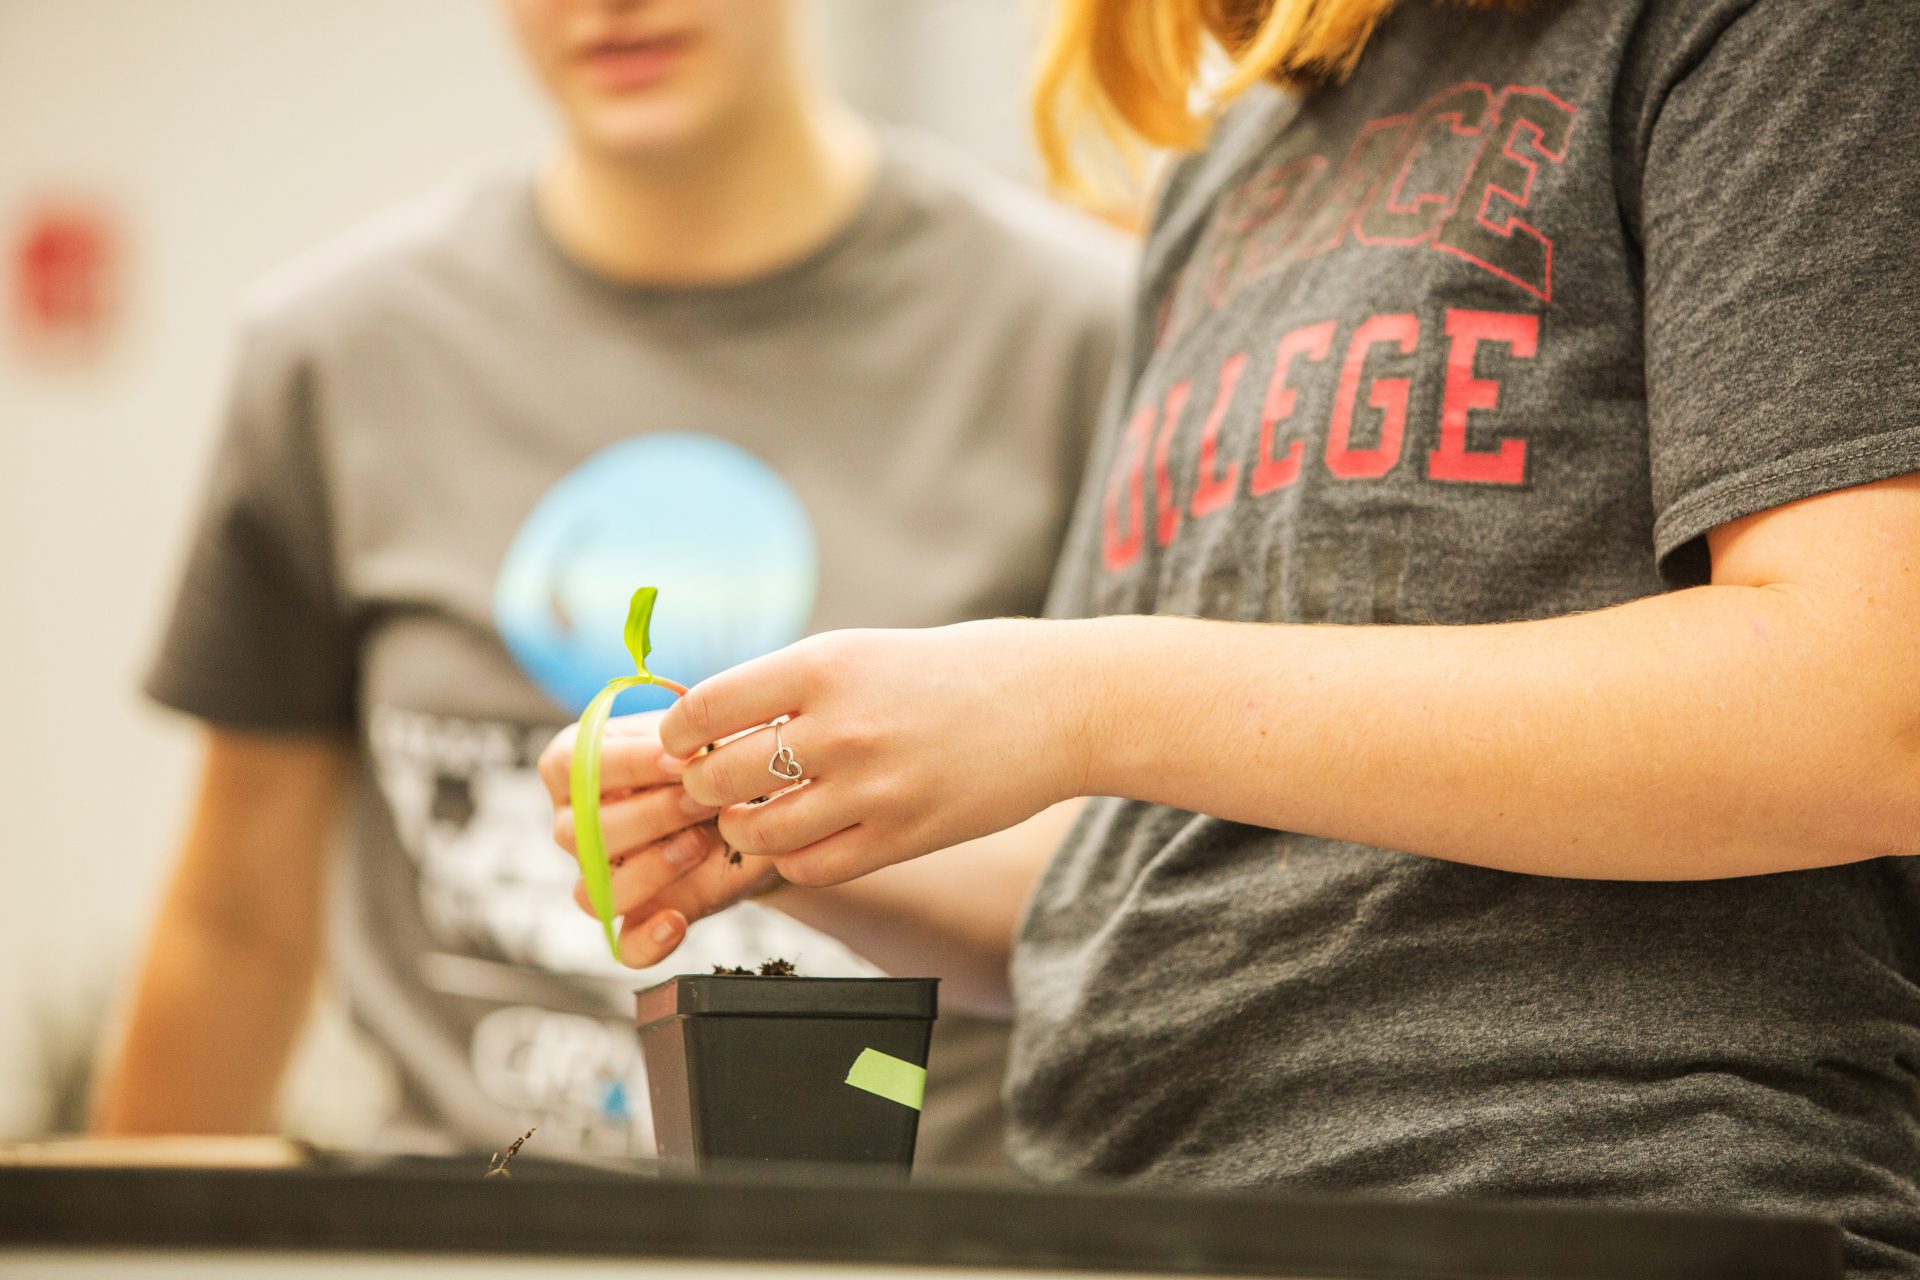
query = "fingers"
xmin=680 ymin=718 xmax=820 ymax=810
xmin=539 ymin=725 xmax=575 ymax=803
xmin=658 ymin=641 xmax=821 ymax=758
xmin=552 ymin=782 xmax=719 ymax=856
xmin=612 ymin=852 xmax=785 ymax=969
xmin=717 ymin=782 xmax=861 ymax=860
xmin=621 ymin=909 xmax=689 ymax=968
xmin=539 ymin=711 xmax=673 ymax=803
xmin=573 ymin=821 xmax=729 ymax=916
xmin=590 ymin=820 xmax=879 ymax=969
xmin=769 ymin=824 xmax=888 ymax=889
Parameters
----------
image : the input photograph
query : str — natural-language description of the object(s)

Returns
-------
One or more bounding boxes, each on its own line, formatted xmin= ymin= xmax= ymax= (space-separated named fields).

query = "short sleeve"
xmin=144 ymin=318 xmax=358 ymax=732
xmin=1640 ymin=0 xmax=1920 ymax=583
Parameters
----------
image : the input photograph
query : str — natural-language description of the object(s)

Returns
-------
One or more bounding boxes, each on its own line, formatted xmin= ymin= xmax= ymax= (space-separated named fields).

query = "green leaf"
xmin=623 ymin=586 xmax=658 ymax=679
xmin=571 ymin=674 xmax=654 ymax=961
xmin=570 ymin=587 xmax=685 ymax=963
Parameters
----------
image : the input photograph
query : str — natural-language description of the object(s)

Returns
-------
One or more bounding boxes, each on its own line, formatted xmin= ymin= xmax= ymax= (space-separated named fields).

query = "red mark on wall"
xmin=10 ymin=199 xmax=124 ymax=365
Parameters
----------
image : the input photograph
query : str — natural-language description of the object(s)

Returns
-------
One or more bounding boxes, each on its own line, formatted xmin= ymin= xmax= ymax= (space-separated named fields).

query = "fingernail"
xmin=661 ymin=831 xmax=707 ymax=867
xmin=678 ymin=787 xmax=717 ymax=817
xmin=657 ymin=752 xmax=687 ymax=777
xmin=652 ymin=916 xmax=681 ymax=944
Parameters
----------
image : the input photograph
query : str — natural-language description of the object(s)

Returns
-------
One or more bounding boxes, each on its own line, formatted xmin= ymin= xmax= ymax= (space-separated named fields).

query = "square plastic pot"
xmin=634 ymin=975 xmax=939 ymax=1173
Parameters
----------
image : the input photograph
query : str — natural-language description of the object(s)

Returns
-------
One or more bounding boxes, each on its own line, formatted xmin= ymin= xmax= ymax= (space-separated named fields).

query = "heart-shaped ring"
xmin=769 ymin=717 xmax=803 ymax=783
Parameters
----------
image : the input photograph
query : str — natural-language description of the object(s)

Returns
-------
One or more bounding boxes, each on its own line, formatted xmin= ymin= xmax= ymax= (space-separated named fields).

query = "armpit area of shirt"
xmin=1652 ymin=422 xmax=1920 ymax=586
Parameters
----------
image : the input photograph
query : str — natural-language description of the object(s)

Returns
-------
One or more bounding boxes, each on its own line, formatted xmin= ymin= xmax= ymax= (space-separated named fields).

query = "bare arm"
xmin=660 ymin=472 xmax=1920 ymax=884
xmin=92 ymin=728 xmax=350 ymax=1133
xmin=1082 ymin=475 xmax=1920 ymax=879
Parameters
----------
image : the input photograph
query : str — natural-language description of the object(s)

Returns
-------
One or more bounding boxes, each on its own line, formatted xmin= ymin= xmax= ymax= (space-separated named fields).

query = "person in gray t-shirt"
xmin=566 ymin=0 xmax=1920 ymax=1274
xmin=96 ymin=0 xmax=1125 ymax=1166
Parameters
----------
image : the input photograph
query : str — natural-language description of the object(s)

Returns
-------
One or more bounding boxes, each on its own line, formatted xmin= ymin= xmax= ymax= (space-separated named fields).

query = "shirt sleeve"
xmin=1639 ymin=0 xmax=1920 ymax=584
xmin=144 ymin=316 xmax=358 ymax=732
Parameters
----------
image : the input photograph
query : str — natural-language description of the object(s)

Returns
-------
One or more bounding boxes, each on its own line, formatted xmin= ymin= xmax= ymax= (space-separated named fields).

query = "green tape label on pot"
xmin=844 ymin=1048 xmax=926 ymax=1111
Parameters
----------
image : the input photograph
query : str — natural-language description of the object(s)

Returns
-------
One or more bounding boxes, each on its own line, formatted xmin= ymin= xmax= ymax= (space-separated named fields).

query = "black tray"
xmin=0 ymin=1159 xmax=1843 ymax=1279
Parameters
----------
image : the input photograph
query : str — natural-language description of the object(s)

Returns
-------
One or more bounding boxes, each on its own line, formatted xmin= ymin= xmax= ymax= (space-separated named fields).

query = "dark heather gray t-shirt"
xmin=1012 ymin=0 xmax=1920 ymax=1273
xmin=148 ymin=133 xmax=1126 ymax=1166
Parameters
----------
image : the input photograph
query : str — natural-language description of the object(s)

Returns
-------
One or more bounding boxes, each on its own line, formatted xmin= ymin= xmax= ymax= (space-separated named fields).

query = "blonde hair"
xmin=1033 ymin=0 xmax=1498 ymax=195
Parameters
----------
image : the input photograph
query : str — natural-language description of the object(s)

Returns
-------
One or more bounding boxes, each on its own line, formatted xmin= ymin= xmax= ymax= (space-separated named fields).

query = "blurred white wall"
xmin=0 ymin=0 xmax=1040 ymax=1138
xmin=0 ymin=0 xmax=553 ymax=1138
xmin=819 ymin=0 xmax=1043 ymax=177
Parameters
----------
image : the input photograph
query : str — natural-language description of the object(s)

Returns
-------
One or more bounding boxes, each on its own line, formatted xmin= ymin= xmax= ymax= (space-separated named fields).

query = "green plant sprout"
xmin=570 ymin=587 xmax=690 ymax=962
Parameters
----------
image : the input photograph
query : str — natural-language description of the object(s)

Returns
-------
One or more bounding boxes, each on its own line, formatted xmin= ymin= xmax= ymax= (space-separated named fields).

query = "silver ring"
xmin=768 ymin=717 xmax=803 ymax=782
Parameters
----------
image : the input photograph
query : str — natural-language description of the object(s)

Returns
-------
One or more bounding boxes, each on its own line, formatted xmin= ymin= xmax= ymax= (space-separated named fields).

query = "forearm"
xmin=93 ymin=729 xmax=346 ymax=1134
xmin=763 ymin=801 xmax=1081 ymax=1014
xmin=1076 ymin=584 xmax=1920 ymax=879
xmin=93 ymin=907 xmax=320 ymax=1134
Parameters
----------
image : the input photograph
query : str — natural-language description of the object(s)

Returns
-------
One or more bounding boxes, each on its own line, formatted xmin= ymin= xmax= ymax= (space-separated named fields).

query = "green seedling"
xmin=570 ymin=587 xmax=690 ymax=962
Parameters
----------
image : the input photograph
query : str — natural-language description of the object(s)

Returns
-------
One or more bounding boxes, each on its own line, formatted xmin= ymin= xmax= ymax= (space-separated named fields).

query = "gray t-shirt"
xmin=1012 ymin=0 xmax=1920 ymax=1274
xmin=147 ymin=133 xmax=1127 ymax=1165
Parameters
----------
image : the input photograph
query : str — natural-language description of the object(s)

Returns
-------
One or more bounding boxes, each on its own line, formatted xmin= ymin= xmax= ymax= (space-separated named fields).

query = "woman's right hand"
xmin=539 ymin=710 xmax=781 ymax=967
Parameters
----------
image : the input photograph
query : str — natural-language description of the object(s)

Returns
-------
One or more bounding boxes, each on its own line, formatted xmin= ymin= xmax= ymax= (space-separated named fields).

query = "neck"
xmin=538 ymin=86 xmax=878 ymax=287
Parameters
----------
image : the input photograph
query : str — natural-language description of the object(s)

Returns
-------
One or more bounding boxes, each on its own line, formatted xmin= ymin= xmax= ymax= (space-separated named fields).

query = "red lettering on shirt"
xmin=1433 ymin=87 xmax=1578 ymax=302
xmin=1153 ymin=381 xmax=1193 ymax=546
xmin=1325 ymin=313 xmax=1419 ymax=480
xmin=1100 ymin=309 xmax=1546 ymax=578
xmin=1428 ymin=308 xmax=1537 ymax=485
xmin=1101 ymin=402 xmax=1154 ymax=571
xmin=1154 ymin=81 xmax=1579 ymax=353
xmin=1235 ymin=155 xmax=1330 ymax=285
xmin=1252 ymin=320 xmax=1338 ymax=495
xmin=1354 ymin=83 xmax=1496 ymax=247
xmin=1191 ymin=354 xmax=1248 ymax=518
xmin=1295 ymin=115 xmax=1413 ymax=258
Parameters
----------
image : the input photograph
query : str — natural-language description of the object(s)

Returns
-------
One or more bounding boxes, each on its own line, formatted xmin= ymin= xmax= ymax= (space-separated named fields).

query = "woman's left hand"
xmin=657 ymin=618 xmax=1096 ymax=886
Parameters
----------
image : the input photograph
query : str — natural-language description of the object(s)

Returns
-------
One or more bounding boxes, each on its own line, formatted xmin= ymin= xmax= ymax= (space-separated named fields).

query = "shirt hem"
xmin=1653 ymin=421 xmax=1920 ymax=577
xmin=144 ymin=667 xmax=357 ymax=737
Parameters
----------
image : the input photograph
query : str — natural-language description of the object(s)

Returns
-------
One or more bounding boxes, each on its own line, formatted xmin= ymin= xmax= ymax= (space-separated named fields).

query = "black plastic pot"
xmin=635 ymin=975 xmax=939 ymax=1173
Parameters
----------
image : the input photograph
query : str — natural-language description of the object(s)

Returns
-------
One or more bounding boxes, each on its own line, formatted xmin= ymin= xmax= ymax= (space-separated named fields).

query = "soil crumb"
xmin=710 ymin=959 xmax=799 ymax=977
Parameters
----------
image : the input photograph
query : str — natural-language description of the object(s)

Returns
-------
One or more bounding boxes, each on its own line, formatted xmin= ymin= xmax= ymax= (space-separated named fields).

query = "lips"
xmin=578 ymin=33 xmax=694 ymax=92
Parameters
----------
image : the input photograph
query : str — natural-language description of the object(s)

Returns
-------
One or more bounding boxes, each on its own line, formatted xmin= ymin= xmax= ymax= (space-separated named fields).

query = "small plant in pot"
xmin=635 ymin=965 xmax=938 ymax=1171
xmin=570 ymin=589 xmax=939 ymax=1172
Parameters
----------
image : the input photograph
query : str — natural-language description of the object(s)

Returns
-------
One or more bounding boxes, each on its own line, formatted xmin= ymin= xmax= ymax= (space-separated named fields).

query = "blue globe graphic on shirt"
xmin=493 ymin=434 xmax=819 ymax=715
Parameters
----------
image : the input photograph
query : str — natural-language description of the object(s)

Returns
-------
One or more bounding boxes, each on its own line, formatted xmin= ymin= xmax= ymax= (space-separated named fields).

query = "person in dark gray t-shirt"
xmin=96 ymin=0 xmax=1126 ymax=1168
xmin=566 ymin=0 xmax=1920 ymax=1274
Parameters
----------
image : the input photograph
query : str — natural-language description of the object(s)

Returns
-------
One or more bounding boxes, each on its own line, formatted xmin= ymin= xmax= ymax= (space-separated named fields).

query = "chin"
xmin=577 ymin=98 xmax=724 ymax=161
